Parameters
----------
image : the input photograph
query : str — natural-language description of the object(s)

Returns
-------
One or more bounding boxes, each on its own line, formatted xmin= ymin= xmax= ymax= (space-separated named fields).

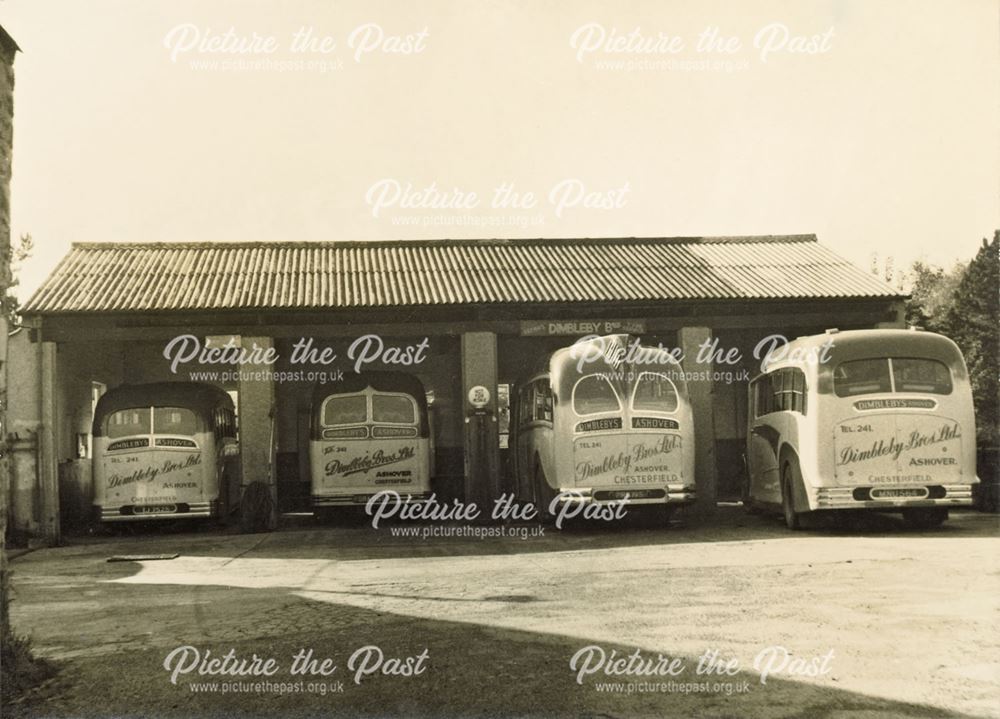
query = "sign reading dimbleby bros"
xmin=520 ymin=320 xmax=646 ymax=336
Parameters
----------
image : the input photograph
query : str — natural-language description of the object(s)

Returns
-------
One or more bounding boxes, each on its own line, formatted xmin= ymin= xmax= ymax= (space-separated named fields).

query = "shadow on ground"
xmin=6 ymin=577 xmax=985 ymax=719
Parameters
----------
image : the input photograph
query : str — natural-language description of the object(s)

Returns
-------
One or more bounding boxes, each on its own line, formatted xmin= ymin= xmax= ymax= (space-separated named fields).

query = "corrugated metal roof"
xmin=23 ymin=236 xmax=902 ymax=314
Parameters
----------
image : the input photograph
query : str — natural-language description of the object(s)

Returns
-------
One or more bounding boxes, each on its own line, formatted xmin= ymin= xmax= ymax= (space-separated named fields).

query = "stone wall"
xmin=0 ymin=28 xmax=15 ymax=281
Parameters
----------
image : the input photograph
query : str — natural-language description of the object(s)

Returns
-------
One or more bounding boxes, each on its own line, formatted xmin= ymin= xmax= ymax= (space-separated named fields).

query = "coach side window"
xmin=790 ymin=369 xmax=807 ymax=413
xmin=753 ymin=369 xmax=806 ymax=417
xmin=517 ymin=381 xmax=552 ymax=425
xmin=753 ymin=376 xmax=773 ymax=417
xmin=533 ymin=379 xmax=553 ymax=422
xmin=773 ymin=369 xmax=806 ymax=414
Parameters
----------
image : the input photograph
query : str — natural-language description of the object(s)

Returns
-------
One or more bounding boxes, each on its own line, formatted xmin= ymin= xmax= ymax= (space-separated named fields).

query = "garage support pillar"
xmin=238 ymin=336 xmax=278 ymax=530
xmin=680 ymin=326 xmax=718 ymax=515
xmin=38 ymin=341 xmax=60 ymax=545
xmin=460 ymin=332 xmax=500 ymax=514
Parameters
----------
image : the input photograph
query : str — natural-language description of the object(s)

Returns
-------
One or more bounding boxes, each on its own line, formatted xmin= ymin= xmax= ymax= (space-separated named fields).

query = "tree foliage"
xmin=904 ymin=260 xmax=965 ymax=329
xmin=905 ymin=234 xmax=1000 ymax=447
xmin=1 ymin=232 xmax=33 ymax=326
xmin=939 ymin=234 xmax=1000 ymax=447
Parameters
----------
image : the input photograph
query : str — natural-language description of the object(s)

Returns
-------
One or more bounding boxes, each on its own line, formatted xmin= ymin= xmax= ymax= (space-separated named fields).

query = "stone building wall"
xmin=1 ymin=26 xmax=20 ymax=540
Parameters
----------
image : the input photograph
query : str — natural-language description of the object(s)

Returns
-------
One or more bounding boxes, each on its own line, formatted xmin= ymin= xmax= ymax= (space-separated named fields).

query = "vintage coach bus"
xmin=310 ymin=372 xmax=433 ymax=521
xmin=93 ymin=382 xmax=239 ymax=523
xmin=511 ymin=334 xmax=696 ymax=522
xmin=745 ymin=329 xmax=978 ymax=529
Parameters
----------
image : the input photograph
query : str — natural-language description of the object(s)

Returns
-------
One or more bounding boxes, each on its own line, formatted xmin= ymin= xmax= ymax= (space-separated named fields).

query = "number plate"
xmin=871 ymin=487 xmax=928 ymax=500
xmin=596 ymin=489 xmax=664 ymax=501
xmin=133 ymin=504 xmax=177 ymax=514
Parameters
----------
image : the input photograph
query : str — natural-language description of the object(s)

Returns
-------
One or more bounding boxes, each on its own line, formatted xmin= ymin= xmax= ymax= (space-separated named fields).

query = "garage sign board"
xmin=520 ymin=320 xmax=646 ymax=336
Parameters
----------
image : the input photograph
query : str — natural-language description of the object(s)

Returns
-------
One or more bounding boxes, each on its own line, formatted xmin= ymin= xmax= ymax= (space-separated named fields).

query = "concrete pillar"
xmin=461 ymin=332 xmax=499 ymax=514
xmin=238 ymin=337 xmax=277 ymax=530
xmin=680 ymin=327 xmax=718 ymax=514
xmin=6 ymin=331 xmax=41 ymax=538
xmin=38 ymin=341 xmax=60 ymax=545
xmin=877 ymin=300 xmax=907 ymax=329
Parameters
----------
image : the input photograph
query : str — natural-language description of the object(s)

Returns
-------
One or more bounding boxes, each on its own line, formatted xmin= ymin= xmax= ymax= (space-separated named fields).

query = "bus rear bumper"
xmin=97 ymin=501 xmax=218 ymax=522
xmin=559 ymin=486 xmax=696 ymax=505
xmin=813 ymin=484 xmax=975 ymax=510
xmin=313 ymin=492 xmax=433 ymax=507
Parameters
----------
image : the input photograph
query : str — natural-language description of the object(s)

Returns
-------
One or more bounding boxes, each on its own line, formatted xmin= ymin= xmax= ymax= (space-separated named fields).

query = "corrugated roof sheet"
xmin=23 ymin=236 xmax=901 ymax=314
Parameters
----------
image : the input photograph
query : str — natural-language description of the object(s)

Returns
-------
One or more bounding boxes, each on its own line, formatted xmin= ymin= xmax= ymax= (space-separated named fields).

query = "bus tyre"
xmin=741 ymin=477 xmax=761 ymax=515
xmin=781 ymin=463 xmax=803 ymax=531
xmin=534 ymin=464 xmax=557 ymax=525
xmin=902 ymin=507 xmax=947 ymax=529
xmin=741 ymin=454 xmax=760 ymax=515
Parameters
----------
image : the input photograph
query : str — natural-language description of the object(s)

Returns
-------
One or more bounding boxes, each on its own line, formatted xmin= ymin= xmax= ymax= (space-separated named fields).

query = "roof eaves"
xmin=65 ymin=235 xmax=819 ymax=253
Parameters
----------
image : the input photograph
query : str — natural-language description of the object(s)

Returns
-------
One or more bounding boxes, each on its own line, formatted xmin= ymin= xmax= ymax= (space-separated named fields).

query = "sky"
xmin=2 ymin=0 xmax=998 ymax=298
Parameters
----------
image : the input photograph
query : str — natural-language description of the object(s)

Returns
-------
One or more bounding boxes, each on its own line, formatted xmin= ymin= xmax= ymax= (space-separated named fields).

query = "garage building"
xmin=8 ymin=235 xmax=904 ymax=543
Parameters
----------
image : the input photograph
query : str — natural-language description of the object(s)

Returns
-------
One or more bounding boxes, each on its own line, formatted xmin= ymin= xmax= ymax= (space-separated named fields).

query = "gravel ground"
xmin=5 ymin=507 xmax=999 ymax=718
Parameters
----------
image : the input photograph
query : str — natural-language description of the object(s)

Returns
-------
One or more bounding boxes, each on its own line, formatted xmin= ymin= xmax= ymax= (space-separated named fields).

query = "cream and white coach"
xmin=745 ymin=329 xmax=978 ymax=529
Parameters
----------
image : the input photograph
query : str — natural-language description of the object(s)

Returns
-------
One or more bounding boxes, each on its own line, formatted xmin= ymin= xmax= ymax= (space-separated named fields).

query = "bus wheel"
xmin=902 ymin=507 xmax=947 ymax=529
xmin=657 ymin=504 xmax=677 ymax=527
xmin=781 ymin=463 xmax=802 ymax=531
xmin=534 ymin=464 xmax=556 ymax=525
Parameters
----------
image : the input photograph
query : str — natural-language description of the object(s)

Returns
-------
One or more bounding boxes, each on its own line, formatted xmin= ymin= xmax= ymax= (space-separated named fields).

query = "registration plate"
xmin=871 ymin=487 xmax=928 ymax=500
xmin=600 ymin=489 xmax=660 ymax=500
xmin=133 ymin=504 xmax=177 ymax=515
